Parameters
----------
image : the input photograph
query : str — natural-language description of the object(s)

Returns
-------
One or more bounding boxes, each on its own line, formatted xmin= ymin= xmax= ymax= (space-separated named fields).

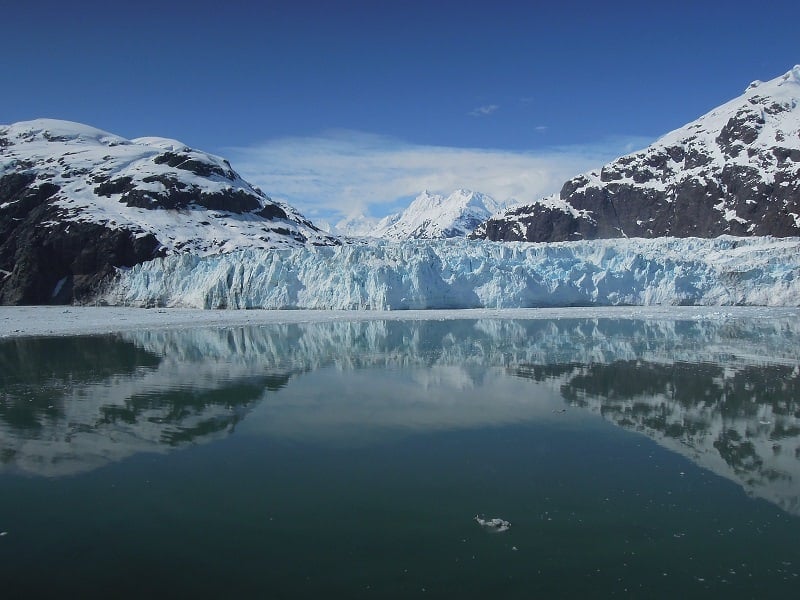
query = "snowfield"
xmin=101 ymin=236 xmax=800 ymax=309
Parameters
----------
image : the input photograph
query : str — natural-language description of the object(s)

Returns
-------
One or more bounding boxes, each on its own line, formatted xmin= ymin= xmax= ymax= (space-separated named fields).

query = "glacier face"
xmin=102 ymin=236 xmax=800 ymax=309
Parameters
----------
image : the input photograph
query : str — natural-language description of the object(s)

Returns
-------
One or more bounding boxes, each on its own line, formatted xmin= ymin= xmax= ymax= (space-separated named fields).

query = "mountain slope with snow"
xmin=473 ymin=66 xmax=800 ymax=242
xmin=0 ymin=119 xmax=335 ymax=304
xmin=336 ymin=189 xmax=502 ymax=239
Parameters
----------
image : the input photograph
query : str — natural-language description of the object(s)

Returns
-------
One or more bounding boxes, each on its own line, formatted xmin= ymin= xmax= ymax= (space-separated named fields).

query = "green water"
xmin=1 ymin=317 xmax=799 ymax=598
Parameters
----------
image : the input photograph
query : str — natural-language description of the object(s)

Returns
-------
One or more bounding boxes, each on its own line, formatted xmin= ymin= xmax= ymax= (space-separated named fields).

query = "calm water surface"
xmin=1 ymin=316 xmax=800 ymax=598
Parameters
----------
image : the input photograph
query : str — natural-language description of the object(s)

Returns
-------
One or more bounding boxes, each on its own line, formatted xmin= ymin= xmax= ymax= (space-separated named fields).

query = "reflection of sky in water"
xmin=1 ymin=316 xmax=799 ymax=515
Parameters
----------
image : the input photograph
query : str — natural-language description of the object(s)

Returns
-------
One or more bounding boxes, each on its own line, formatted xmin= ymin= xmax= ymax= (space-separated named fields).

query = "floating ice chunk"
xmin=475 ymin=515 xmax=511 ymax=532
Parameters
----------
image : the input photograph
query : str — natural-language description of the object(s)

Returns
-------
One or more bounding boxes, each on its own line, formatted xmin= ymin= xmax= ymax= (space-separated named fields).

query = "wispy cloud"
xmin=468 ymin=104 xmax=499 ymax=117
xmin=225 ymin=131 xmax=652 ymax=222
xmin=534 ymin=125 xmax=548 ymax=132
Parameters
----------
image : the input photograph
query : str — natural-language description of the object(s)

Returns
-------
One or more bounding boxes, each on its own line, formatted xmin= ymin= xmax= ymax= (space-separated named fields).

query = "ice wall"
xmin=102 ymin=237 xmax=800 ymax=309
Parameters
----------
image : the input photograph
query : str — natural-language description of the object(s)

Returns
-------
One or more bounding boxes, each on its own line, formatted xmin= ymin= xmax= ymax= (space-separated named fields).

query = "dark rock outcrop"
xmin=0 ymin=175 xmax=163 ymax=304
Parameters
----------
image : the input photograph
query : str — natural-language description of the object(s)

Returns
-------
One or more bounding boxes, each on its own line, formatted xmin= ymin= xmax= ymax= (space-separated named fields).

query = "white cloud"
xmin=225 ymin=131 xmax=652 ymax=222
xmin=468 ymin=104 xmax=499 ymax=117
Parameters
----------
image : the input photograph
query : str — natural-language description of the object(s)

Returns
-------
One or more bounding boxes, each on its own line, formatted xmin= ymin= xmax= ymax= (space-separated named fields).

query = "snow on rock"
xmin=474 ymin=65 xmax=800 ymax=242
xmin=102 ymin=236 xmax=800 ymax=309
xmin=0 ymin=119 xmax=332 ymax=254
xmin=0 ymin=119 xmax=336 ymax=304
xmin=335 ymin=189 xmax=503 ymax=239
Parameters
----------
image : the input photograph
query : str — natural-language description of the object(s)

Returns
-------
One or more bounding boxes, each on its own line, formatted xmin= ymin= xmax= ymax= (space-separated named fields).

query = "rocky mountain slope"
xmin=0 ymin=119 xmax=335 ymax=304
xmin=335 ymin=189 xmax=502 ymax=239
xmin=472 ymin=66 xmax=800 ymax=242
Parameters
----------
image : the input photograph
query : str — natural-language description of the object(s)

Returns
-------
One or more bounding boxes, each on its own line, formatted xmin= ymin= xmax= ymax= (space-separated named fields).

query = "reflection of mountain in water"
xmin=512 ymin=359 xmax=800 ymax=514
xmin=0 ymin=335 xmax=160 ymax=432
xmin=0 ymin=335 xmax=293 ymax=476
xmin=1 ymin=315 xmax=799 ymax=516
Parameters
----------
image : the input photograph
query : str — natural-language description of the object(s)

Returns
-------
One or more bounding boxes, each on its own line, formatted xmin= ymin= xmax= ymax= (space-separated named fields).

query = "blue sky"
xmin=3 ymin=0 xmax=799 ymax=222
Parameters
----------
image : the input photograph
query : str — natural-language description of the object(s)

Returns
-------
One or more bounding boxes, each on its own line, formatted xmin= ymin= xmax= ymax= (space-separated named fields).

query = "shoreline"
xmin=2 ymin=305 xmax=799 ymax=339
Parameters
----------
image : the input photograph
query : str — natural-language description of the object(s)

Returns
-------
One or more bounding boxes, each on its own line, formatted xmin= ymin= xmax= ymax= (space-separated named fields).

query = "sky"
xmin=3 ymin=0 xmax=799 ymax=223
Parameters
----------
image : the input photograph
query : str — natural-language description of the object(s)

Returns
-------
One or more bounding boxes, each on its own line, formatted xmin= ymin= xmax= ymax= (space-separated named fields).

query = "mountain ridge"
xmin=472 ymin=65 xmax=800 ymax=242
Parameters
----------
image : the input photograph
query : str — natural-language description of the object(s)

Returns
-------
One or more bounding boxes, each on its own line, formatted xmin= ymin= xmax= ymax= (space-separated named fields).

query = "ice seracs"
xmin=102 ymin=236 xmax=800 ymax=309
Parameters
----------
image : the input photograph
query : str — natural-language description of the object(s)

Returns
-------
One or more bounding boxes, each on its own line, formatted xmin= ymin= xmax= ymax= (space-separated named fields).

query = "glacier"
xmin=101 ymin=236 xmax=800 ymax=309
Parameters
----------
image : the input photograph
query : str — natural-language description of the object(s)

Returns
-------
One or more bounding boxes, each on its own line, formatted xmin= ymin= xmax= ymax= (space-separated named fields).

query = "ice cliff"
xmin=102 ymin=236 xmax=800 ymax=309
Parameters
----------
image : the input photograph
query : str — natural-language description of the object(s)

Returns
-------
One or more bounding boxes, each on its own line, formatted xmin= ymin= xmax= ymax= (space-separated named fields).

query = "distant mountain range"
xmin=0 ymin=119 xmax=335 ymax=303
xmin=472 ymin=65 xmax=800 ymax=242
xmin=333 ymin=189 xmax=503 ymax=239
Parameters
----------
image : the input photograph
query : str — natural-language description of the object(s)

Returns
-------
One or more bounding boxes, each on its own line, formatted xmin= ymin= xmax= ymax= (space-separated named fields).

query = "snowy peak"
xmin=657 ymin=64 xmax=800 ymax=153
xmin=337 ymin=189 xmax=503 ymax=239
xmin=778 ymin=64 xmax=800 ymax=86
xmin=744 ymin=64 xmax=800 ymax=92
xmin=4 ymin=118 xmax=127 ymax=145
xmin=474 ymin=65 xmax=800 ymax=242
xmin=410 ymin=189 xmax=501 ymax=214
xmin=0 ymin=118 xmax=329 ymax=250
xmin=745 ymin=64 xmax=799 ymax=90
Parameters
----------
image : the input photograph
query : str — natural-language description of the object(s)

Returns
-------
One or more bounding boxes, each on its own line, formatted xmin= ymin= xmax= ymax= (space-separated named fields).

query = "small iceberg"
xmin=475 ymin=515 xmax=511 ymax=532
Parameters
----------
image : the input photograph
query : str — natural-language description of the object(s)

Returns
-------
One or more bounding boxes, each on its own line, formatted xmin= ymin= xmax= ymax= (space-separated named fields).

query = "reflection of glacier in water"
xmin=1 ymin=314 xmax=799 ymax=515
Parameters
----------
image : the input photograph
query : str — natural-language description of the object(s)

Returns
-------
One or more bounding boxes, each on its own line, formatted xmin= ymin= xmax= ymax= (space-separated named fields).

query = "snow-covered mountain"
xmin=0 ymin=119 xmax=335 ymax=304
xmin=335 ymin=189 xmax=503 ymax=239
xmin=473 ymin=66 xmax=800 ymax=242
xmin=102 ymin=236 xmax=800 ymax=309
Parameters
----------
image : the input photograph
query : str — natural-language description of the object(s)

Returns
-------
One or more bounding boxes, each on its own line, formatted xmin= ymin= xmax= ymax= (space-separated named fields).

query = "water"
xmin=1 ymin=316 xmax=800 ymax=598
